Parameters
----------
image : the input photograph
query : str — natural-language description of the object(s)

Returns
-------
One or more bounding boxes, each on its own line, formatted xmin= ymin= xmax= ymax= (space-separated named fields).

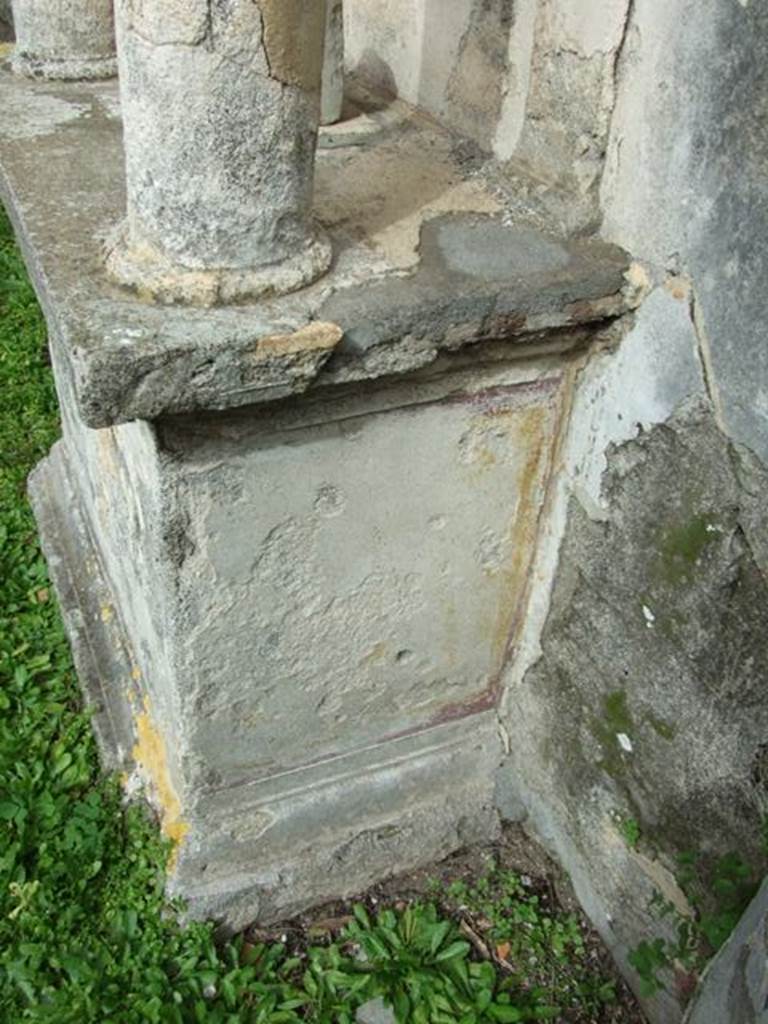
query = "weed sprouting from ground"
xmin=431 ymin=864 xmax=618 ymax=1019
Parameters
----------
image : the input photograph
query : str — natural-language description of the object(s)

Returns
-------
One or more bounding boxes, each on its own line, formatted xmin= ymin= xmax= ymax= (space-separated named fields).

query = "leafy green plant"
xmin=0 ymin=204 xmax=313 ymax=1023
xmin=628 ymin=847 xmax=763 ymax=998
xmin=439 ymin=865 xmax=617 ymax=1017
xmin=620 ymin=818 xmax=641 ymax=850
xmin=331 ymin=902 xmax=558 ymax=1023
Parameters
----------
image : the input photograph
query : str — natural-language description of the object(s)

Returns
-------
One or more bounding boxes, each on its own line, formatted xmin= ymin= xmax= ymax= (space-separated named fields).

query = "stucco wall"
xmin=496 ymin=2 xmax=768 ymax=1020
xmin=601 ymin=0 xmax=768 ymax=463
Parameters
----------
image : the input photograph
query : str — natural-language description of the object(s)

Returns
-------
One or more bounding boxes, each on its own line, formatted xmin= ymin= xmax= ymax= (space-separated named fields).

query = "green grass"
xmin=0 ymin=205 xmax=632 ymax=1023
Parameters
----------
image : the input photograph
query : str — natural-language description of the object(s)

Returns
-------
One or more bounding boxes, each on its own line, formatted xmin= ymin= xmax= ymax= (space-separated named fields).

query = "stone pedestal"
xmin=106 ymin=0 xmax=332 ymax=306
xmin=11 ymin=0 xmax=115 ymax=80
xmin=0 ymin=69 xmax=634 ymax=929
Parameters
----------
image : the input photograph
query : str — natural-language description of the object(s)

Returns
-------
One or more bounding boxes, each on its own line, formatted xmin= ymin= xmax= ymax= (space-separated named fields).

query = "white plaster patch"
xmin=642 ymin=605 xmax=655 ymax=627
xmin=617 ymin=733 xmax=633 ymax=753
xmin=0 ymin=89 xmax=90 ymax=140
xmin=541 ymin=0 xmax=631 ymax=58
xmin=754 ymin=388 xmax=768 ymax=423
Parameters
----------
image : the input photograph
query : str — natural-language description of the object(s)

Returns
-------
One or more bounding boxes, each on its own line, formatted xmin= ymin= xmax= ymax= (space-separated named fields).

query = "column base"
xmin=11 ymin=52 xmax=117 ymax=81
xmin=104 ymin=222 xmax=334 ymax=307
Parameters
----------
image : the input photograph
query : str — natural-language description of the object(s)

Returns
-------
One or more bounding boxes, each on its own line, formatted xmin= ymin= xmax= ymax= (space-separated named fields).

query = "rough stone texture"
xmin=156 ymin=366 xmax=562 ymax=796
xmin=0 ymin=69 xmax=633 ymax=427
xmin=321 ymin=0 xmax=344 ymax=126
xmin=500 ymin=396 xmax=768 ymax=1023
xmin=496 ymin=284 xmax=716 ymax=1022
xmin=10 ymin=0 xmax=115 ymax=80
xmin=601 ymin=0 xmax=768 ymax=464
xmin=684 ymin=878 xmax=768 ymax=1024
xmin=106 ymin=0 xmax=331 ymax=304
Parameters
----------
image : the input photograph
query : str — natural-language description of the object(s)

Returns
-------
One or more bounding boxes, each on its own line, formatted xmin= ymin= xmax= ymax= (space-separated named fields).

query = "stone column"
xmin=11 ymin=0 xmax=116 ymax=80
xmin=321 ymin=0 xmax=344 ymax=126
xmin=106 ymin=0 xmax=332 ymax=306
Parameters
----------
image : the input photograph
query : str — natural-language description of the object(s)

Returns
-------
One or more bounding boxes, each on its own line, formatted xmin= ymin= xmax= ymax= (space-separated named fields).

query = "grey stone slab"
xmin=0 ymin=70 xmax=632 ymax=427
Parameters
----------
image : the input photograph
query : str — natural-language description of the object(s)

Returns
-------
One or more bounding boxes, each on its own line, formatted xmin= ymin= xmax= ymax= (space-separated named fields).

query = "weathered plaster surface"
xmin=30 ymin=350 xmax=575 ymax=925
xmin=504 ymin=0 xmax=630 ymax=227
xmin=496 ymin=286 xmax=716 ymax=1021
xmin=601 ymin=0 xmax=768 ymax=462
xmin=492 ymin=3 xmax=768 ymax=1014
xmin=159 ymin=367 xmax=562 ymax=793
xmin=502 ymin=406 xmax=768 ymax=1022
xmin=497 ymin=287 xmax=768 ymax=1022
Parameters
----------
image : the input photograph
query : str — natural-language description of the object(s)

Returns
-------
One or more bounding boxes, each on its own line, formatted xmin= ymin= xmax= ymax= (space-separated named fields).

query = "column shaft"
xmin=11 ymin=0 xmax=116 ymax=80
xmin=106 ymin=0 xmax=332 ymax=306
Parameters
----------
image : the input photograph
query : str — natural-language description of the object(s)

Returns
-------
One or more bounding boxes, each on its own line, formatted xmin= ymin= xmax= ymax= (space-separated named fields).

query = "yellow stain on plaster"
xmin=131 ymin=665 xmax=142 ymax=681
xmin=487 ymin=404 xmax=552 ymax=670
xmin=664 ymin=276 xmax=691 ymax=302
xmin=359 ymin=641 xmax=388 ymax=667
xmin=97 ymin=428 xmax=120 ymax=479
xmin=100 ymin=604 xmax=114 ymax=624
xmin=132 ymin=697 xmax=189 ymax=870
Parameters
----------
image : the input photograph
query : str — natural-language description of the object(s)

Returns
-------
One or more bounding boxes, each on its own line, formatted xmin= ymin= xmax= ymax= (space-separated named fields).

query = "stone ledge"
xmin=0 ymin=70 xmax=633 ymax=427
